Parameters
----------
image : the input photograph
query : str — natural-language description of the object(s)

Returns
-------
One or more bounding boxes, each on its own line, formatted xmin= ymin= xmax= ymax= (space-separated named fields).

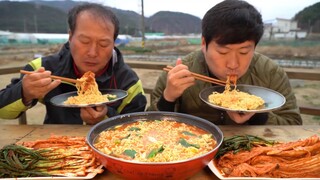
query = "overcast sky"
xmin=96 ymin=0 xmax=318 ymax=22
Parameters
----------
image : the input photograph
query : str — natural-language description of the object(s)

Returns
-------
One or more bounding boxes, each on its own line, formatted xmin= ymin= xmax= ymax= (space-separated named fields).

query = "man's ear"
xmin=201 ymin=37 xmax=206 ymax=53
xmin=68 ymin=30 xmax=72 ymax=42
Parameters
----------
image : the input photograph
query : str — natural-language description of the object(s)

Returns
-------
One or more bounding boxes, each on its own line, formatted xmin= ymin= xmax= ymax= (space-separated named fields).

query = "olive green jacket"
xmin=147 ymin=50 xmax=302 ymax=125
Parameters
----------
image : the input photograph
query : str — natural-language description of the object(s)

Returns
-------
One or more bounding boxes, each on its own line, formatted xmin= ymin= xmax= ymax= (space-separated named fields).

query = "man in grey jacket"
xmin=148 ymin=0 xmax=302 ymax=125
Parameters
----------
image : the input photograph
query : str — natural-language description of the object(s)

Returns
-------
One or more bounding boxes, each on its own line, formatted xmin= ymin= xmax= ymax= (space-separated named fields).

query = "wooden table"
xmin=1 ymin=125 xmax=319 ymax=179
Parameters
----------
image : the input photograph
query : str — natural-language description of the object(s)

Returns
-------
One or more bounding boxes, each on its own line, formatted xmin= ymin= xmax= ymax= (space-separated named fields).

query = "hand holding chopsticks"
xmin=163 ymin=65 xmax=226 ymax=86
xmin=20 ymin=70 xmax=80 ymax=84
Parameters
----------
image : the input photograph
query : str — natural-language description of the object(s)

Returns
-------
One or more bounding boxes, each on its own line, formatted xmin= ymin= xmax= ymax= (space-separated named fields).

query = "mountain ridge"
xmin=0 ymin=1 xmax=319 ymax=34
xmin=0 ymin=0 xmax=201 ymax=35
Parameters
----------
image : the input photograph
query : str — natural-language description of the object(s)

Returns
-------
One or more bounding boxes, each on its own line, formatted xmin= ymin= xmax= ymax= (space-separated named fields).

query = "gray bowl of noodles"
xmin=87 ymin=111 xmax=223 ymax=180
xmin=199 ymin=84 xmax=286 ymax=113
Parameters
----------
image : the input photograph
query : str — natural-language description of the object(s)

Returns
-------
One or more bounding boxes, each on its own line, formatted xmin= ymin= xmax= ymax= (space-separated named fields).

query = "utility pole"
xmin=141 ymin=0 xmax=145 ymax=48
xmin=34 ymin=14 xmax=38 ymax=33
xmin=23 ymin=18 xmax=27 ymax=32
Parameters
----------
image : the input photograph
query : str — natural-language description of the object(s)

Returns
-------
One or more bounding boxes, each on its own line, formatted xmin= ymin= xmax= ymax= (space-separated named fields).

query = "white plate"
xmin=50 ymin=89 xmax=128 ymax=108
xmin=2 ymin=165 xmax=104 ymax=180
xmin=199 ymin=85 xmax=286 ymax=113
xmin=208 ymin=160 xmax=318 ymax=180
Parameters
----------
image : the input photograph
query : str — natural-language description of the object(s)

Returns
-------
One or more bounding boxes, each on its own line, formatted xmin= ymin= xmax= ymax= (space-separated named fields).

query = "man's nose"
xmin=88 ymin=43 xmax=98 ymax=57
xmin=226 ymin=53 xmax=239 ymax=69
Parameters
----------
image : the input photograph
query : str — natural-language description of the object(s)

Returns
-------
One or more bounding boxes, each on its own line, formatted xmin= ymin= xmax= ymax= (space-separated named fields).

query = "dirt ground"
xmin=0 ymin=43 xmax=319 ymax=125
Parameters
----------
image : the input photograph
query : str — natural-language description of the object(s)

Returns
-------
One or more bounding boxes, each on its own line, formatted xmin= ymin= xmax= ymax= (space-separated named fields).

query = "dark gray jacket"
xmin=0 ymin=43 xmax=147 ymax=124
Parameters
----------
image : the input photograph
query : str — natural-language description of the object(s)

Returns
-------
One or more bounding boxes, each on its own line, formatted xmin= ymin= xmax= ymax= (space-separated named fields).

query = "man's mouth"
xmin=84 ymin=62 xmax=97 ymax=66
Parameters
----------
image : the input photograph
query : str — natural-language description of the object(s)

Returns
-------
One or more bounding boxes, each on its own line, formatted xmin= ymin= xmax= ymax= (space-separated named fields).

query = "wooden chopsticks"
xmin=163 ymin=65 xmax=226 ymax=86
xmin=20 ymin=70 xmax=80 ymax=84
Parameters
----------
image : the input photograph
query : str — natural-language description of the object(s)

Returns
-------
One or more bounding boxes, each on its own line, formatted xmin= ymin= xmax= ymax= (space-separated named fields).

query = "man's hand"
xmin=21 ymin=67 xmax=61 ymax=105
xmin=226 ymin=111 xmax=255 ymax=124
xmin=163 ymin=58 xmax=195 ymax=102
xmin=81 ymin=105 xmax=108 ymax=125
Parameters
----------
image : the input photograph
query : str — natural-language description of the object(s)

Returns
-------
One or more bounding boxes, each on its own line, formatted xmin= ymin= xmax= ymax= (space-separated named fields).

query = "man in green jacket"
xmin=148 ymin=0 xmax=302 ymax=125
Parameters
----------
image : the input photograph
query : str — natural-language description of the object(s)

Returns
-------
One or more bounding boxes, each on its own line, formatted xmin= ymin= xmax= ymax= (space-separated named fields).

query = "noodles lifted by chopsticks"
xmin=208 ymin=76 xmax=264 ymax=110
xmin=64 ymin=71 xmax=116 ymax=105
xmin=215 ymin=135 xmax=320 ymax=178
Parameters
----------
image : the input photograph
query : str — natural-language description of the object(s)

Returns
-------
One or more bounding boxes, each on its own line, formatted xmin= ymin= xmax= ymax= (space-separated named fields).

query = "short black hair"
xmin=202 ymin=0 xmax=264 ymax=48
xmin=68 ymin=3 xmax=120 ymax=41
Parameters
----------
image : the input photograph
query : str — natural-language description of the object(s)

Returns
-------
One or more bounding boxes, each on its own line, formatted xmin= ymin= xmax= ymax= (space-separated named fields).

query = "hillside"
xmin=294 ymin=2 xmax=320 ymax=33
xmin=0 ymin=1 xmax=201 ymax=35
xmin=1 ymin=1 xmax=319 ymax=35
xmin=147 ymin=11 xmax=201 ymax=34
xmin=0 ymin=1 xmax=67 ymax=33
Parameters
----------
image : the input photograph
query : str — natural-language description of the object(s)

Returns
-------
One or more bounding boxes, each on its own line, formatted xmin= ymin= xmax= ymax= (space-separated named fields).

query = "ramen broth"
xmin=94 ymin=120 xmax=217 ymax=162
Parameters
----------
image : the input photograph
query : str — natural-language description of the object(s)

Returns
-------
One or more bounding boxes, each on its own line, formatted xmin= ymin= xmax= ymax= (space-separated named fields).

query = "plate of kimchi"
xmin=208 ymin=161 xmax=320 ymax=180
xmin=50 ymin=89 xmax=128 ymax=108
xmin=1 ymin=135 xmax=104 ymax=179
xmin=209 ymin=134 xmax=320 ymax=179
xmin=199 ymin=84 xmax=285 ymax=113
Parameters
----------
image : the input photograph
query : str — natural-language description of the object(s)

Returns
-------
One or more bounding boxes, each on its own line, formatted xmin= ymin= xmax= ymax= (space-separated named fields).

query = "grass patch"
xmin=302 ymin=95 xmax=310 ymax=101
xmin=119 ymin=46 xmax=152 ymax=53
xmin=312 ymin=116 xmax=320 ymax=121
xmin=259 ymin=40 xmax=320 ymax=47
xmin=304 ymin=83 xmax=320 ymax=88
